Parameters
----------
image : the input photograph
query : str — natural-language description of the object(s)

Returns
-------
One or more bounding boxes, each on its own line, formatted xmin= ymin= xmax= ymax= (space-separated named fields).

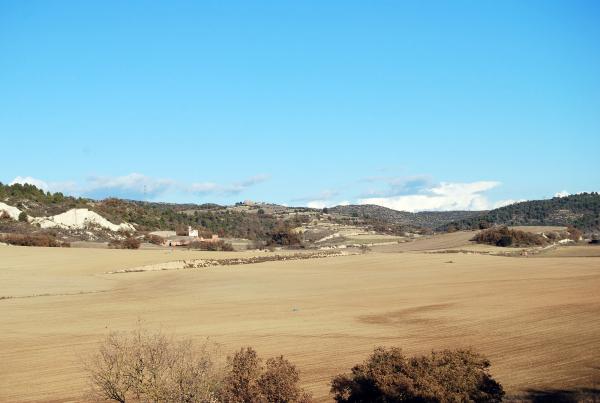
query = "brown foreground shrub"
xmin=86 ymin=328 xmax=221 ymax=403
xmin=472 ymin=226 xmax=547 ymax=247
xmin=108 ymin=236 xmax=141 ymax=249
xmin=0 ymin=233 xmax=70 ymax=247
xmin=219 ymin=347 xmax=312 ymax=403
xmin=331 ymin=347 xmax=504 ymax=402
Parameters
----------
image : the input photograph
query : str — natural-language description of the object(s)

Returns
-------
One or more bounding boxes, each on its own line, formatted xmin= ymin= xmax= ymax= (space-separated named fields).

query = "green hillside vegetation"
xmin=329 ymin=204 xmax=483 ymax=229
xmin=3 ymin=182 xmax=599 ymax=241
xmin=0 ymin=183 xmax=296 ymax=242
xmin=440 ymin=193 xmax=600 ymax=233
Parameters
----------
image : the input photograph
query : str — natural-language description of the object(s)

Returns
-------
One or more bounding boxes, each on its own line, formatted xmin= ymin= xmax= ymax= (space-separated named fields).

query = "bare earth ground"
xmin=1 ymin=243 xmax=600 ymax=402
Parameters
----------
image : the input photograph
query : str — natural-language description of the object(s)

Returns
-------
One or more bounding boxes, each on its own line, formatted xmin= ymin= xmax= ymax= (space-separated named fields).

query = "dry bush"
xmin=219 ymin=347 xmax=311 ymax=403
xmin=267 ymin=225 xmax=303 ymax=247
xmin=176 ymin=224 xmax=189 ymax=236
xmin=189 ymin=240 xmax=234 ymax=252
xmin=122 ymin=237 xmax=141 ymax=249
xmin=247 ymin=240 xmax=267 ymax=250
xmin=566 ymin=225 xmax=583 ymax=241
xmin=108 ymin=237 xmax=141 ymax=249
xmin=331 ymin=347 xmax=504 ymax=402
xmin=472 ymin=226 xmax=547 ymax=247
xmin=86 ymin=327 xmax=221 ymax=403
xmin=146 ymin=234 xmax=165 ymax=245
xmin=0 ymin=211 xmax=12 ymax=220
xmin=0 ymin=233 xmax=69 ymax=247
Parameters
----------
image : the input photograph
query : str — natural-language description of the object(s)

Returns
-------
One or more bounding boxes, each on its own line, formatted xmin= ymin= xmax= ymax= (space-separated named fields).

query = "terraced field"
xmin=1 ymin=244 xmax=599 ymax=401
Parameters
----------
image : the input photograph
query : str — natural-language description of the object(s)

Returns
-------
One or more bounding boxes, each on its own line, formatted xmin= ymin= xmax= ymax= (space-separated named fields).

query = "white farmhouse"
xmin=188 ymin=226 xmax=198 ymax=237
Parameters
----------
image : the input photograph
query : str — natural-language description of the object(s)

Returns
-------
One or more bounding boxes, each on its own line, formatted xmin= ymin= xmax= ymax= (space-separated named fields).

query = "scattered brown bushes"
xmin=0 ymin=233 xmax=70 ymax=247
xmin=108 ymin=236 xmax=141 ymax=249
xmin=87 ymin=327 xmax=507 ymax=403
xmin=86 ymin=329 xmax=311 ymax=403
xmin=472 ymin=226 xmax=547 ymax=247
xmin=219 ymin=347 xmax=311 ymax=403
xmin=189 ymin=240 xmax=234 ymax=251
xmin=330 ymin=347 xmax=504 ymax=402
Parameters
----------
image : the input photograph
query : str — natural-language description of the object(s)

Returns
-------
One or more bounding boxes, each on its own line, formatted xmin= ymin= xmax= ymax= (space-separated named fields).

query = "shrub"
xmin=86 ymin=327 xmax=221 ymax=403
xmin=108 ymin=237 xmax=141 ymax=249
xmin=18 ymin=211 xmax=28 ymax=222
xmin=267 ymin=225 xmax=303 ymax=247
xmin=472 ymin=226 xmax=547 ymax=247
xmin=189 ymin=240 xmax=234 ymax=251
xmin=331 ymin=347 xmax=504 ymax=402
xmin=219 ymin=347 xmax=311 ymax=403
xmin=146 ymin=234 xmax=164 ymax=245
xmin=122 ymin=237 xmax=141 ymax=249
xmin=175 ymin=224 xmax=189 ymax=236
xmin=0 ymin=233 xmax=69 ymax=247
xmin=566 ymin=225 xmax=583 ymax=241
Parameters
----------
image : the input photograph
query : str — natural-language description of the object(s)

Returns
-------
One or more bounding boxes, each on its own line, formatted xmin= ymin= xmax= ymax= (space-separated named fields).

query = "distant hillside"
xmin=439 ymin=193 xmax=600 ymax=233
xmin=4 ymin=182 xmax=597 ymax=241
xmin=328 ymin=204 xmax=483 ymax=229
xmin=0 ymin=183 xmax=305 ymax=241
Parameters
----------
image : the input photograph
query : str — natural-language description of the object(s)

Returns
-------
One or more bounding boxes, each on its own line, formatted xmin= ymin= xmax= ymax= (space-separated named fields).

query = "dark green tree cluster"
xmin=440 ymin=193 xmax=600 ymax=233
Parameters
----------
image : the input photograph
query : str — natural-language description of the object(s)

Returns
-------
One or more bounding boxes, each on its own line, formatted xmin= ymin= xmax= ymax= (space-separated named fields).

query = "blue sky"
xmin=1 ymin=1 xmax=599 ymax=211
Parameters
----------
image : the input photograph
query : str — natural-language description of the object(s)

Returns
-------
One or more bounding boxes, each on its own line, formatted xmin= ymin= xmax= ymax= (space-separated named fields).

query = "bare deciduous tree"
xmin=85 ymin=327 xmax=221 ymax=403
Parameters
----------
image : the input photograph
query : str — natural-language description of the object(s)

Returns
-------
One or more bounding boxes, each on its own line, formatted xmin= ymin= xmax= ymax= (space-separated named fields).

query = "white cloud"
xmin=189 ymin=174 xmax=270 ymax=196
xmin=306 ymin=200 xmax=329 ymax=209
xmin=9 ymin=176 xmax=79 ymax=195
xmin=8 ymin=173 xmax=269 ymax=200
xmin=306 ymin=200 xmax=350 ymax=209
xmin=359 ymin=175 xmax=431 ymax=197
xmin=554 ymin=190 xmax=570 ymax=198
xmin=86 ymin=173 xmax=175 ymax=197
xmin=493 ymin=199 xmax=525 ymax=208
xmin=359 ymin=181 xmax=500 ymax=212
xmin=10 ymin=176 xmax=50 ymax=191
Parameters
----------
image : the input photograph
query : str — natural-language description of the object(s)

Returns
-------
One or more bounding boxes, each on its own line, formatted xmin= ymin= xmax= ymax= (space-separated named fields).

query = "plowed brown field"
xmin=1 ymin=244 xmax=599 ymax=401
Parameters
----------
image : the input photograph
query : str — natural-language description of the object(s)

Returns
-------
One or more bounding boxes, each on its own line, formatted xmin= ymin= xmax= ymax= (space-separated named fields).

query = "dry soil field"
xmin=1 ymin=243 xmax=600 ymax=402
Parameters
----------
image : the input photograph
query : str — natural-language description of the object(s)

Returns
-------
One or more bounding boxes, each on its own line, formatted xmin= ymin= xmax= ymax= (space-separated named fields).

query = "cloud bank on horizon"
xmin=5 ymin=174 xmax=543 ymax=212
xmin=8 ymin=174 xmax=270 ymax=202
xmin=358 ymin=181 xmax=502 ymax=212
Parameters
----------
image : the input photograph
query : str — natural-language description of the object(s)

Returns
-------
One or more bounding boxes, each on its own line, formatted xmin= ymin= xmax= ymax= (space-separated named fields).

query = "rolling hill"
xmin=438 ymin=193 xmax=600 ymax=233
xmin=328 ymin=204 xmax=484 ymax=229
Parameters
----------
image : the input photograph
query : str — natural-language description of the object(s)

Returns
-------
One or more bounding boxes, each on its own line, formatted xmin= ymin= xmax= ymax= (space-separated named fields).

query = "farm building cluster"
xmin=150 ymin=226 xmax=220 ymax=247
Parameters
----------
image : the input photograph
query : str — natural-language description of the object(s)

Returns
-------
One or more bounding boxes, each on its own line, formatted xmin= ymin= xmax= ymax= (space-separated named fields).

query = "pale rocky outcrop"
xmin=31 ymin=208 xmax=135 ymax=232
xmin=0 ymin=202 xmax=22 ymax=221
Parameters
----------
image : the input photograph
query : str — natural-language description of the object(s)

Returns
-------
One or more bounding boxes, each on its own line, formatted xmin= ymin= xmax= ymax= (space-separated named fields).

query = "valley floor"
xmin=1 ymin=245 xmax=599 ymax=401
